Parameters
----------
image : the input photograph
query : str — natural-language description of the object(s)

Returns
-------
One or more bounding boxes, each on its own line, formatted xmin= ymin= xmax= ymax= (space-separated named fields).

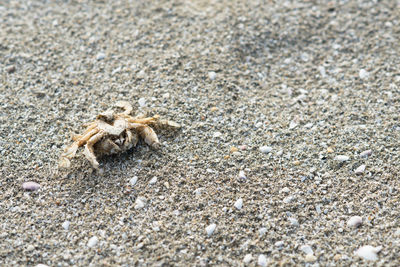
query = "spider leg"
xmin=115 ymin=101 xmax=133 ymax=115
xmin=83 ymin=131 xmax=106 ymax=169
xmin=126 ymin=117 xmax=157 ymax=125
xmin=121 ymin=129 xmax=139 ymax=151
xmin=128 ymin=123 xmax=160 ymax=148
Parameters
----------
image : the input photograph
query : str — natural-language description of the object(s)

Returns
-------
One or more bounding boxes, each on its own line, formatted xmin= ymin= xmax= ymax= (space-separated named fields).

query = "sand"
xmin=1 ymin=0 xmax=400 ymax=266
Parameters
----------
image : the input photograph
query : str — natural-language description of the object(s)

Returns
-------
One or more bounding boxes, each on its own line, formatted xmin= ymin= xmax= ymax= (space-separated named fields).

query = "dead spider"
xmin=59 ymin=101 xmax=180 ymax=170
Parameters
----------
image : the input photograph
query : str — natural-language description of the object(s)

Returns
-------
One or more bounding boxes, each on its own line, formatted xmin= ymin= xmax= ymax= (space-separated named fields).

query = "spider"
xmin=59 ymin=101 xmax=180 ymax=170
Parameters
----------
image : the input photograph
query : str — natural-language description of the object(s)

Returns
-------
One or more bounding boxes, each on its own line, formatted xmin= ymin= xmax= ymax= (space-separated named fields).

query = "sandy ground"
xmin=1 ymin=0 xmax=400 ymax=266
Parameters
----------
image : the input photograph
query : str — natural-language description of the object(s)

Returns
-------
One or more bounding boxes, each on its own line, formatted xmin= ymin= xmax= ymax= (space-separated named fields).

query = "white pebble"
xmin=62 ymin=221 xmax=70 ymax=230
xmin=96 ymin=52 xmax=105 ymax=60
xmin=134 ymin=197 xmax=146 ymax=209
xmin=283 ymin=196 xmax=295 ymax=204
xmin=206 ymin=223 xmax=216 ymax=236
xmin=259 ymin=146 xmax=272 ymax=154
xmin=243 ymin=254 xmax=252 ymax=264
xmin=347 ymin=216 xmax=363 ymax=228
xmin=35 ymin=265 xmax=49 ymax=267
xmin=359 ymin=69 xmax=370 ymax=80
xmin=354 ymin=245 xmax=382 ymax=261
xmin=208 ymin=71 xmax=217 ymax=81
xmin=138 ymin=97 xmax=146 ymax=107
xmin=275 ymin=241 xmax=284 ymax=247
xmin=149 ymin=176 xmax=157 ymax=184
xmin=213 ymin=131 xmax=222 ymax=138
xmin=288 ymin=217 xmax=299 ymax=226
xmin=87 ymin=236 xmax=99 ymax=248
xmin=129 ymin=176 xmax=138 ymax=186
xmin=335 ymin=155 xmax=350 ymax=162
xmin=136 ymin=69 xmax=146 ymax=79
xmin=238 ymin=170 xmax=247 ymax=179
xmin=305 ymin=254 xmax=317 ymax=262
xmin=258 ymin=227 xmax=267 ymax=236
xmin=289 ymin=121 xmax=298 ymax=129
xmin=281 ymin=187 xmax=290 ymax=193
xmin=258 ymin=254 xmax=267 ymax=267
xmin=22 ymin=181 xmax=40 ymax=191
xmin=355 ymin=165 xmax=366 ymax=175
xmin=234 ymin=198 xmax=243 ymax=210
xmin=360 ymin=149 xmax=372 ymax=158
xmin=300 ymin=245 xmax=314 ymax=255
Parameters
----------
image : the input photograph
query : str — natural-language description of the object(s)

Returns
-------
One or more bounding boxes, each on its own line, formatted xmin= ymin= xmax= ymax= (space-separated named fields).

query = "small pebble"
xmin=258 ymin=227 xmax=267 ymax=236
xmin=5 ymin=65 xmax=16 ymax=73
xmin=335 ymin=155 xmax=350 ymax=162
xmin=213 ymin=132 xmax=222 ymax=138
xmin=149 ymin=176 xmax=157 ymax=184
xmin=243 ymin=254 xmax=252 ymax=264
xmin=347 ymin=216 xmax=363 ymax=228
xmin=22 ymin=181 xmax=40 ymax=191
xmin=62 ymin=221 xmax=70 ymax=230
xmin=359 ymin=69 xmax=369 ymax=80
xmin=35 ymin=265 xmax=49 ymax=267
xmin=208 ymin=71 xmax=217 ymax=81
xmin=289 ymin=121 xmax=298 ymax=129
xmin=300 ymin=245 xmax=313 ymax=255
xmin=283 ymin=196 xmax=295 ymax=204
xmin=129 ymin=176 xmax=138 ymax=186
xmin=96 ymin=52 xmax=105 ymax=60
xmin=206 ymin=223 xmax=216 ymax=236
xmin=259 ymin=146 xmax=272 ymax=154
xmin=234 ymin=198 xmax=243 ymax=210
xmin=136 ymin=69 xmax=146 ymax=79
xmin=354 ymin=245 xmax=382 ymax=261
xmin=238 ymin=170 xmax=247 ymax=179
xmin=87 ymin=236 xmax=99 ymax=248
xmin=355 ymin=165 xmax=366 ymax=175
xmin=134 ymin=197 xmax=146 ymax=209
xmin=360 ymin=149 xmax=372 ymax=158
xmin=288 ymin=217 xmax=299 ymax=226
xmin=281 ymin=187 xmax=290 ymax=193
xmin=138 ymin=97 xmax=146 ymax=107
xmin=275 ymin=241 xmax=284 ymax=247
xmin=305 ymin=254 xmax=317 ymax=262
xmin=230 ymin=146 xmax=239 ymax=153
xmin=258 ymin=254 xmax=267 ymax=267
xmin=333 ymin=254 xmax=342 ymax=261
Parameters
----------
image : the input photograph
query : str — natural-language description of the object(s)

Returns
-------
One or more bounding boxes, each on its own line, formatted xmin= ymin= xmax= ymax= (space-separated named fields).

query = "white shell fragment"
xmin=62 ymin=221 xmax=70 ymax=230
xmin=238 ymin=170 xmax=247 ymax=179
xmin=87 ymin=236 xmax=99 ymax=248
xmin=208 ymin=71 xmax=217 ymax=81
xmin=134 ymin=197 xmax=146 ymax=210
xmin=347 ymin=216 xmax=363 ymax=228
xmin=129 ymin=176 xmax=138 ymax=186
xmin=335 ymin=155 xmax=350 ymax=162
xmin=305 ymin=254 xmax=317 ymax=262
xmin=234 ymin=198 xmax=243 ymax=210
xmin=243 ymin=254 xmax=253 ymax=264
xmin=149 ymin=176 xmax=158 ymax=184
xmin=355 ymin=165 xmax=366 ymax=175
xmin=359 ymin=69 xmax=370 ymax=80
xmin=360 ymin=149 xmax=372 ymax=158
xmin=138 ymin=97 xmax=146 ymax=107
xmin=288 ymin=217 xmax=299 ymax=226
xmin=354 ymin=245 xmax=382 ymax=261
xmin=259 ymin=146 xmax=272 ymax=154
xmin=258 ymin=254 xmax=267 ymax=267
xmin=96 ymin=52 xmax=105 ymax=60
xmin=206 ymin=223 xmax=216 ymax=236
xmin=22 ymin=181 xmax=40 ymax=191
xmin=300 ymin=245 xmax=314 ymax=255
